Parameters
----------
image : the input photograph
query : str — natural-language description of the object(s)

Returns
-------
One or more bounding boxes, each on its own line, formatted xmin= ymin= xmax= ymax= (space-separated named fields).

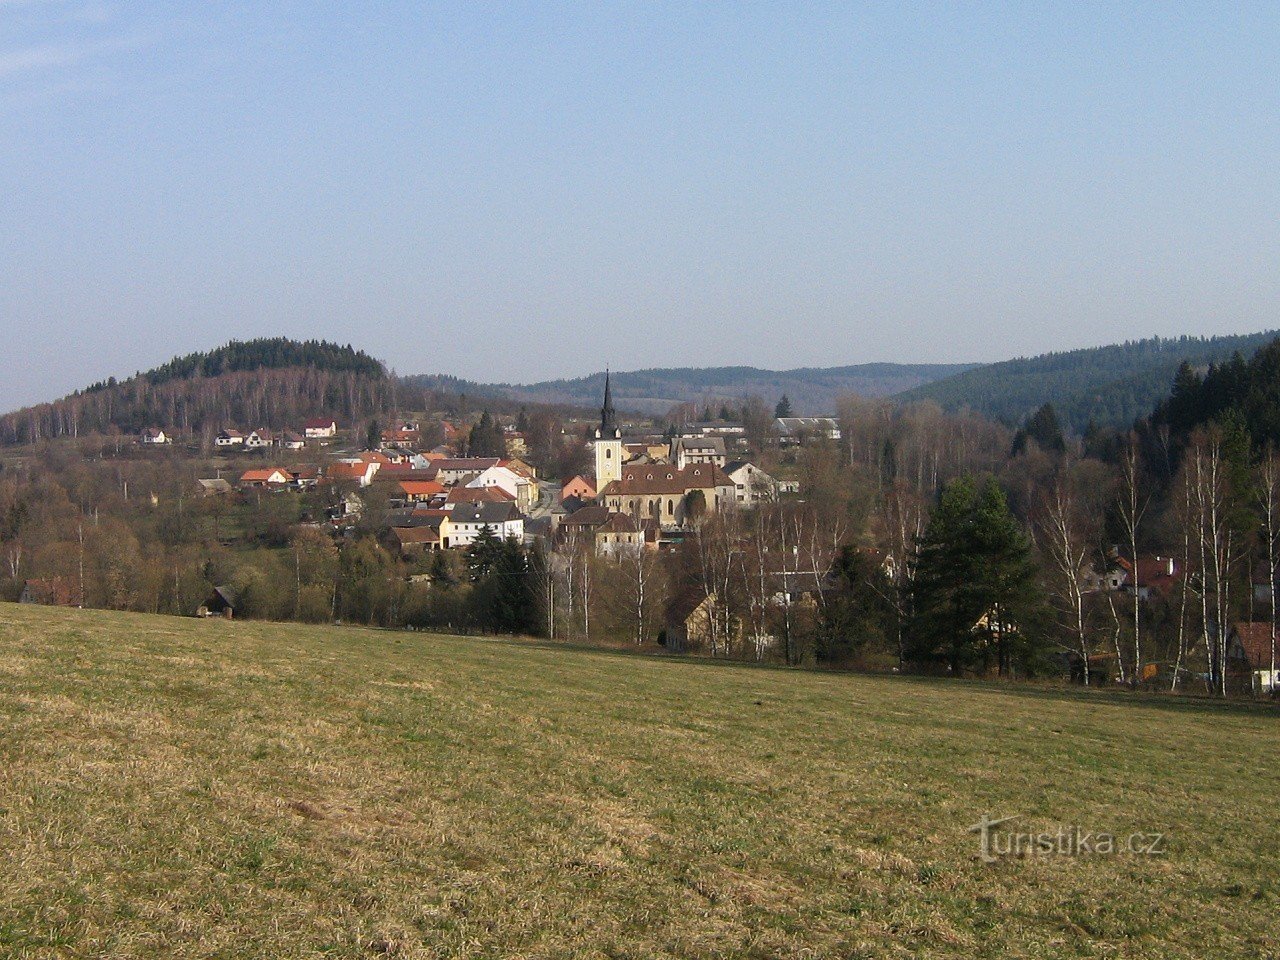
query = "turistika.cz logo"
xmin=968 ymin=813 xmax=1166 ymax=863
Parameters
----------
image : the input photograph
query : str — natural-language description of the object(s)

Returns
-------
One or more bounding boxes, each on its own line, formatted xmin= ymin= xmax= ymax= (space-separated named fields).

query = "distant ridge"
xmin=404 ymin=363 xmax=976 ymax=416
xmin=895 ymin=330 xmax=1280 ymax=432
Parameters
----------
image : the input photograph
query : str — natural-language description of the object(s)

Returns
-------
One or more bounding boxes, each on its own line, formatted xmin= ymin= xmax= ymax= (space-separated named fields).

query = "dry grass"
xmin=0 ymin=603 xmax=1276 ymax=958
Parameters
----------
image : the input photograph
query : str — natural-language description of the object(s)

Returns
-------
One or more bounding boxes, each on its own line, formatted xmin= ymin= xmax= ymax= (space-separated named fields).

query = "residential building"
xmin=303 ymin=418 xmax=338 ymax=439
xmin=244 ymin=428 xmax=275 ymax=449
xmin=672 ymin=436 xmax=727 ymax=469
xmin=239 ymin=467 xmax=292 ymax=489
xmin=140 ymin=428 xmax=170 ymax=445
xmin=215 ymin=429 xmax=245 ymax=447
xmin=724 ymin=461 xmax=778 ymax=505
xmin=448 ymin=502 xmax=524 ymax=547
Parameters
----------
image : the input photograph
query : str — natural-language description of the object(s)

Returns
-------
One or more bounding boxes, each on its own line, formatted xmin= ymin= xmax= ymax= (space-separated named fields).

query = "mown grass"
xmin=0 ymin=604 xmax=1276 ymax=959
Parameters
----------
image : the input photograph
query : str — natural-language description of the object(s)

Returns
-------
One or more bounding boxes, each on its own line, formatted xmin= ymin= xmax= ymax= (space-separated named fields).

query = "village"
xmin=4 ymin=372 xmax=1267 ymax=693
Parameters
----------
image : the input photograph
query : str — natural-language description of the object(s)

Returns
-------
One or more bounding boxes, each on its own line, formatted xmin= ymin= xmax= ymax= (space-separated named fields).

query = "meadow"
xmin=0 ymin=603 xmax=1275 ymax=958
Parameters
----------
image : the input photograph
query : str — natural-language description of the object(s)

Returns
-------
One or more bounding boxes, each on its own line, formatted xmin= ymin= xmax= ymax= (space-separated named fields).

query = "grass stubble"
xmin=0 ymin=604 xmax=1276 ymax=958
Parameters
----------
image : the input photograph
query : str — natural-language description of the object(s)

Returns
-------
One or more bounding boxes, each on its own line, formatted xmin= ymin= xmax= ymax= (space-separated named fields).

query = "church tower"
xmin=593 ymin=370 xmax=623 ymax=490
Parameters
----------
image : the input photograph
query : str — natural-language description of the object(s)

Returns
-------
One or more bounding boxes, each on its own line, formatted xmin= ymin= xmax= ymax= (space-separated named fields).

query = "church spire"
xmin=600 ymin=368 xmax=617 ymax=435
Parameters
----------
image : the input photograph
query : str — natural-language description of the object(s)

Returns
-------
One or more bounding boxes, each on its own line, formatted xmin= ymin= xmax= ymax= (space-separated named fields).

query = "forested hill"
xmin=84 ymin=338 xmax=385 ymax=391
xmin=894 ymin=330 xmax=1280 ymax=432
xmin=404 ymin=362 xmax=976 ymax=415
xmin=0 ymin=339 xmax=391 ymax=445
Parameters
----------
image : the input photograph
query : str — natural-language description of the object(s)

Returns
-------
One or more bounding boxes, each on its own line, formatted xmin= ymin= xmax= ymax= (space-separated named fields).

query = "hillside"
xmin=2 ymin=603 xmax=1276 ymax=958
xmin=405 ymin=362 xmax=976 ymax=416
xmin=896 ymin=330 xmax=1280 ymax=432
xmin=0 ymin=338 xmax=391 ymax=445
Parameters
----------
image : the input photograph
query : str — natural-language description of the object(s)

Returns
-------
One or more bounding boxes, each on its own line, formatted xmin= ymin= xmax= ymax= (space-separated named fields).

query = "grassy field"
xmin=0 ymin=605 xmax=1276 ymax=959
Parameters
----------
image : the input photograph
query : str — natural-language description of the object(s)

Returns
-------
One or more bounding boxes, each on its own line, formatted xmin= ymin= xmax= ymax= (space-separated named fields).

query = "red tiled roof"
xmin=601 ymin=464 xmax=731 ymax=497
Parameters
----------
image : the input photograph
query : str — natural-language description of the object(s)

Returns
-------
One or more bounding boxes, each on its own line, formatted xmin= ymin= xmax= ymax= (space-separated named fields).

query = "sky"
xmin=2 ymin=2 xmax=1278 ymax=410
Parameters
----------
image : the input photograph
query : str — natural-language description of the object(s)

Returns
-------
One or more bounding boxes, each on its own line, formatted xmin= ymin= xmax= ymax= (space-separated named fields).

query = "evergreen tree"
xmin=1011 ymin=403 xmax=1066 ymax=456
xmin=467 ymin=525 xmax=504 ymax=579
xmin=775 ymin=394 xmax=793 ymax=418
xmin=907 ymin=476 xmax=1046 ymax=676
xmin=468 ymin=411 xmax=506 ymax=458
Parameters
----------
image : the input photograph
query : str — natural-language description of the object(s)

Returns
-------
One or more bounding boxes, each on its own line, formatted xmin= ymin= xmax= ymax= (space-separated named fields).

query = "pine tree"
xmin=775 ymin=395 xmax=793 ymax=418
xmin=907 ymin=476 xmax=1046 ymax=676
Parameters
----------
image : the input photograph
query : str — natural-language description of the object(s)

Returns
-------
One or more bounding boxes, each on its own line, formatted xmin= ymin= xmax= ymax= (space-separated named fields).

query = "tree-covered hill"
xmin=0 ymin=338 xmax=390 ymax=444
xmin=895 ymin=330 xmax=1280 ymax=433
xmin=404 ymin=362 xmax=975 ymax=416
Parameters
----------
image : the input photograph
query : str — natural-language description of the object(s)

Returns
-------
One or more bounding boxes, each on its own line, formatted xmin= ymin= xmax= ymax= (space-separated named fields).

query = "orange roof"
xmin=327 ymin=462 xmax=371 ymax=481
xmin=399 ymin=480 xmax=445 ymax=497
xmin=240 ymin=468 xmax=288 ymax=483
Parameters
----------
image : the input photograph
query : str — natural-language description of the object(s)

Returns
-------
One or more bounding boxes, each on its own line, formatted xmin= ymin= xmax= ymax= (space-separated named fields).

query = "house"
xmin=724 ymin=461 xmax=778 ymax=505
xmin=664 ymin=590 xmax=738 ymax=653
xmin=140 ymin=427 xmax=170 ymax=445
xmin=448 ymin=502 xmax=524 ymax=547
xmin=594 ymin=511 xmax=647 ymax=557
xmin=1228 ymin=622 xmax=1280 ymax=693
xmin=466 ymin=464 xmax=537 ymax=513
xmin=239 ymin=467 xmax=292 ymax=489
xmin=398 ymin=479 xmax=446 ymax=504
xmin=288 ymin=466 xmax=322 ymax=488
xmin=244 ymin=428 xmax=275 ymax=449
xmin=671 ymin=436 xmax=727 ymax=469
xmin=432 ymin=457 xmax=502 ymax=486
xmin=501 ymin=456 xmax=538 ymax=480
xmin=598 ymin=464 xmax=736 ymax=532
xmin=775 ymin=417 xmax=841 ymax=444
xmin=303 ymin=418 xmax=339 ymax=439
xmin=215 ymin=429 xmax=245 ymax=447
xmin=19 ymin=577 xmax=77 ymax=607
xmin=197 ymin=585 xmax=236 ymax=618
xmin=196 ymin=478 xmax=234 ymax=497
xmin=391 ymin=521 xmax=449 ymax=555
xmin=1115 ymin=555 xmax=1182 ymax=600
xmin=444 ymin=485 xmax=516 ymax=511
xmin=280 ymin=431 xmax=307 ymax=450
xmin=562 ymin=475 xmax=596 ymax=501
xmin=326 ymin=460 xmax=380 ymax=487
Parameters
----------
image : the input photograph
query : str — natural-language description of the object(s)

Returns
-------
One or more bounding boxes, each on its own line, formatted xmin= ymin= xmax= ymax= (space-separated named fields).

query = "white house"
xmin=447 ymin=502 xmax=524 ymax=547
xmin=465 ymin=464 xmax=537 ymax=512
xmin=140 ymin=428 xmax=170 ymax=445
xmin=280 ymin=431 xmax=306 ymax=450
xmin=215 ymin=429 xmax=245 ymax=448
xmin=725 ymin=461 xmax=778 ymax=505
xmin=244 ymin=428 xmax=275 ymax=449
xmin=303 ymin=418 xmax=338 ymax=439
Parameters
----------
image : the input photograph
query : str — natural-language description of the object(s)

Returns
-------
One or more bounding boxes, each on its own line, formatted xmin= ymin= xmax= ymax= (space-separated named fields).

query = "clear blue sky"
xmin=2 ymin=2 xmax=1278 ymax=409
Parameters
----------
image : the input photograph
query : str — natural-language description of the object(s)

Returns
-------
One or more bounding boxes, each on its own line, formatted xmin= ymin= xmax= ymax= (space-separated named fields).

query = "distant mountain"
xmin=404 ymin=363 xmax=976 ymax=416
xmin=0 ymin=338 xmax=391 ymax=445
xmin=895 ymin=331 xmax=1280 ymax=433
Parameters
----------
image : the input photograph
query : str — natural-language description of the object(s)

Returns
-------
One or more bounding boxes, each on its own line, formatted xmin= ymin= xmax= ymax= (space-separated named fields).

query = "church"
xmin=590 ymin=373 xmax=735 ymax=532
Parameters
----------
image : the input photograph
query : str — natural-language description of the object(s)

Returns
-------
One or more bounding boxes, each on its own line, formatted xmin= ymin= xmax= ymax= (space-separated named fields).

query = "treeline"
xmin=899 ymin=330 xmax=1279 ymax=432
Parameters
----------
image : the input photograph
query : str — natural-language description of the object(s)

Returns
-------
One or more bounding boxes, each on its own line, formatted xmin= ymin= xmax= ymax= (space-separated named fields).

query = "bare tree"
xmin=1259 ymin=448 xmax=1279 ymax=681
xmin=1117 ymin=436 xmax=1149 ymax=684
xmin=1033 ymin=464 xmax=1099 ymax=683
